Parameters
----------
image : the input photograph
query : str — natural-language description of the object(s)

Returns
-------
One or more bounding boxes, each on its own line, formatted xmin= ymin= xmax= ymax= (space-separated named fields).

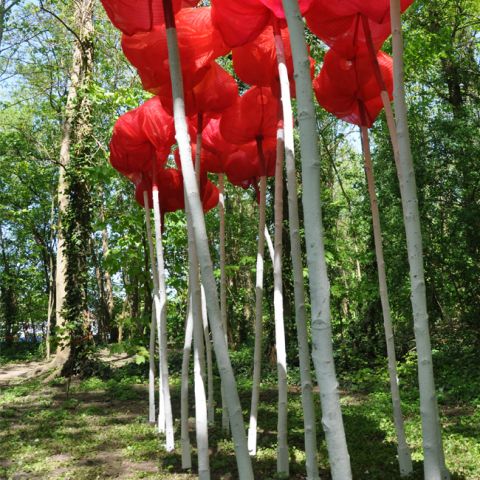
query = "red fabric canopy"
xmin=212 ymin=0 xmax=312 ymax=47
xmin=138 ymin=96 xmax=175 ymax=160
xmin=220 ymin=86 xmax=278 ymax=145
xmin=202 ymin=116 xmax=236 ymax=159
xmin=314 ymin=49 xmax=393 ymax=127
xmin=159 ymin=62 xmax=238 ymax=117
xmin=232 ymin=23 xmax=315 ymax=98
xmin=122 ymin=7 xmax=228 ymax=95
xmin=174 ymin=142 xmax=225 ymax=174
xmin=135 ymin=168 xmax=219 ymax=214
xmin=110 ymin=108 xmax=155 ymax=181
xmin=305 ymin=0 xmax=413 ymax=58
xmin=224 ymin=138 xmax=276 ymax=186
xmin=100 ymin=0 xmax=201 ymax=36
xmin=212 ymin=0 xmax=272 ymax=48
xmin=110 ymin=98 xmax=175 ymax=181
xmin=259 ymin=0 xmax=313 ymax=20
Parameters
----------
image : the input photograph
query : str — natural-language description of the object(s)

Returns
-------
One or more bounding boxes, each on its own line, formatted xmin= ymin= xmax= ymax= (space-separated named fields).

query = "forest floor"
xmin=0 ymin=346 xmax=479 ymax=480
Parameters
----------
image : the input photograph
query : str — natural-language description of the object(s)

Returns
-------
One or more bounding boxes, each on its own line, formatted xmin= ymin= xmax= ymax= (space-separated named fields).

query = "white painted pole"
xmin=195 ymin=118 xmax=215 ymax=427
xmin=247 ymin=174 xmax=267 ymax=456
xmin=281 ymin=1 xmax=352 ymax=478
xmin=144 ymin=192 xmax=159 ymax=426
xmin=186 ymin=200 xmax=210 ymax=480
xmin=390 ymin=2 xmax=449 ymax=478
xmin=273 ymin=125 xmax=289 ymax=476
xmin=151 ymin=178 xmax=175 ymax=451
xmin=162 ymin=1 xmax=254 ymax=476
xmin=201 ymin=284 xmax=215 ymax=425
xmin=218 ymin=173 xmax=230 ymax=434
xmin=360 ymin=125 xmax=412 ymax=476
xmin=274 ymin=25 xmax=320 ymax=480
xmin=181 ymin=287 xmax=193 ymax=470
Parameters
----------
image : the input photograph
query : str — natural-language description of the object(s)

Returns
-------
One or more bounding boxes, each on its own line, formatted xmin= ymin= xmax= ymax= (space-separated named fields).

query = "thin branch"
xmin=39 ymin=0 xmax=84 ymax=51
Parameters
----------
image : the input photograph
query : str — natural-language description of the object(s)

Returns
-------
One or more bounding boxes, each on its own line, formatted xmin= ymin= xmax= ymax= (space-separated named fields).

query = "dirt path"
xmin=0 ymin=359 xmax=51 ymax=387
xmin=0 ymin=350 xmax=133 ymax=387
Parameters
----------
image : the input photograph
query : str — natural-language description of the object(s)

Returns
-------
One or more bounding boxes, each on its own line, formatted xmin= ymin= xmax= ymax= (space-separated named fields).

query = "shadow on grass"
xmin=0 ymin=377 xmax=473 ymax=480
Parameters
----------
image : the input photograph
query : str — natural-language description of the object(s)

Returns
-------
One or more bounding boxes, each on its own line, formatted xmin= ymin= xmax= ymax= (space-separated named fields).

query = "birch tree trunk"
xmin=181 ymin=289 xmax=193 ymax=470
xmin=281 ymin=1 xmax=352 ymax=478
xmin=247 ymin=175 xmax=267 ymax=456
xmin=162 ymin=1 xmax=254 ymax=477
xmin=274 ymin=26 xmax=319 ymax=479
xmin=390 ymin=2 xmax=449 ymax=478
xmin=218 ymin=173 xmax=230 ymax=433
xmin=360 ymin=126 xmax=412 ymax=476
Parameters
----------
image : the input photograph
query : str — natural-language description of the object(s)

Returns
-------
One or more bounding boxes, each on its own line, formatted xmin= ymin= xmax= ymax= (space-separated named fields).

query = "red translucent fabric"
xmin=211 ymin=0 xmax=271 ymax=48
xmin=211 ymin=0 xmax=313 ymax=47
xmin=305 ymin=0 xmax=413 ymax=58
xmin=224 ymin=138 xmax=276 ymax=186
xmin=220 ymin=87 xmax=279 ymax=145
xmin=259 ymin=0 xmax=313 ymax=20
xmin=314 ymin=49 xmax=393 ymax=127
xmin=122 ymin=7 xmax=228 ymax=95
xmin=138 ymin=96 xmax=175 ymax=161
xmin=135 ymin=169 xmax=185 ymax=213
xmin=232 ymin=23 xmax=314 ymax=98
xmin=110 ymin=108 xmax=155 ymax=181
xmin=159 ymin=62 xmax=238 ymax=117
xmin=135 ymin=169 xmax=219 ymax=214
xmin=101 ymin=0 xmax=199 ymax=36
xmin=202 ymin=116 xmax=236 ymax=158
xmin=173 ymin=143 xmax=223 ymax=174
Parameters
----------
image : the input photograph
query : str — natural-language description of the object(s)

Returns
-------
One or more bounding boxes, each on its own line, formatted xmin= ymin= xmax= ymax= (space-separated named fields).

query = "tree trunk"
xmin=54 ymin=0 xmax=94 ymax=370
xmin=161 ymin=1 xmax=253 ymax=477
xmin=390 ymin=2 xmax=449 ymax=478
xmin=281 ymin=1 xmax=352 ymax=478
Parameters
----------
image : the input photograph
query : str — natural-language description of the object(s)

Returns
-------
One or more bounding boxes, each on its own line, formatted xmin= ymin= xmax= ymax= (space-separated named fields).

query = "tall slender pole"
xmin=186 ymin=206 xmax=210 ymax=480
xmin=247 ymin=174 xmax=267 ymax=456
xmin=151 ymin=171 xmax=175 ymax=452
xmin=390 ymin=2 xmax=449 ymax=478
xmin=281 ymin=1 xmax=352 ymax=478
xmin=218 ymin=173 xmax=230 ymax=434
xmin=201 ymin=285 xmax=215 ymax=425
xmin=273 ymin=123 xmax=289 ymax=476
xmin=195 ymin=118 xmax=215 ymax=427
xmin=162 ymin=1 xmax=254 ymax=475
xmin=274 ymin=24 xmax=320 ymax=480
xmin=181 ymin=289 xmax=193 ymax=469
xmin=360 ymin=126 xmax=412 ymax=476
xmin=144 ymin=192 xmax=160 ymax=426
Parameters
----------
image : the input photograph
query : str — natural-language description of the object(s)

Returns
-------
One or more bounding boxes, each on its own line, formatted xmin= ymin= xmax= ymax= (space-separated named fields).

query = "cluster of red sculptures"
xmin=103 ymin=0 xmax=315 ymax=215
xmin=104 ymin=0 xmax=413 ymax=214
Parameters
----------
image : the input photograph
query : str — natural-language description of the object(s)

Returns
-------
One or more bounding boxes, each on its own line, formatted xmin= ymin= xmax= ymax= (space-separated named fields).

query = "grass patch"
xmin=0 ymin=352 xmax=478 ymax=479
